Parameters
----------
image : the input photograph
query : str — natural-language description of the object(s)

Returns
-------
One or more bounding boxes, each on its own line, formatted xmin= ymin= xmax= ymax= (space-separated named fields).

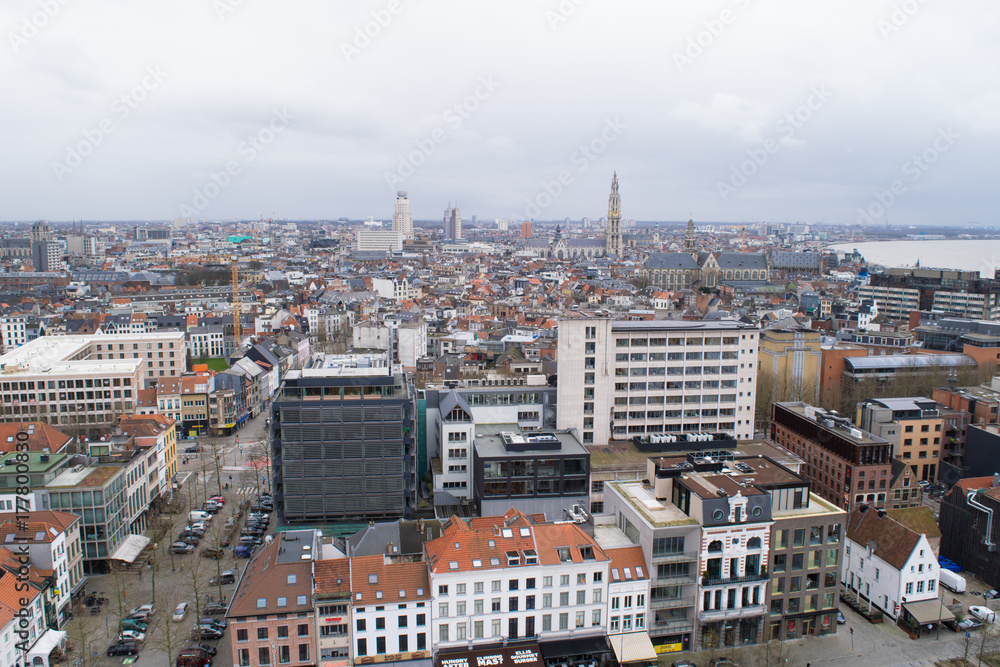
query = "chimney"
xmin=993 ymin=473 xmax=999 ymax=489
xmin=386 ymin=541 xmax=395 ymax=556
xmin=877 ymin=509 xmax=886 ymax=519
xmin=948 ymin=376 xmax=958 ymax=391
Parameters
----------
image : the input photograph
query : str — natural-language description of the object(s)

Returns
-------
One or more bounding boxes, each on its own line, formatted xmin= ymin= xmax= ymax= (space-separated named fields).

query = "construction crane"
xmin=232 ymin=260 xmax=241 ymax=345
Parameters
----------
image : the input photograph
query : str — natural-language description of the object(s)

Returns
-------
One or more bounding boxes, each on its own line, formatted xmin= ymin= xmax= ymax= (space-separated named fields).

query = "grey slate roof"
xmin=644 ymin=252 xmax=699 ymax=270
xmin=716 ymin=252 xmax=768 ymax=270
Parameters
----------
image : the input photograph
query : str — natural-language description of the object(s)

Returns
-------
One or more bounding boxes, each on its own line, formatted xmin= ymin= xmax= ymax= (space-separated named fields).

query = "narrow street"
xmin=72 ymin=410 xmax=274 ymax=667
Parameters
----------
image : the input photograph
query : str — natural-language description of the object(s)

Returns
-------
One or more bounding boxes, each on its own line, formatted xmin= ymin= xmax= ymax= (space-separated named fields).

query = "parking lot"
xmin=64 ymin=415 xmax=274 ymax=667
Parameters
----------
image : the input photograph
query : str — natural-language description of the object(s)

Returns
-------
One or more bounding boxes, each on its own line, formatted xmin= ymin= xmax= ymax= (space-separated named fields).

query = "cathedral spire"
xmin=605 ymin=172 xmax=622 ymax=257
xmin=685 ymin=217 xmax=697 ymax=257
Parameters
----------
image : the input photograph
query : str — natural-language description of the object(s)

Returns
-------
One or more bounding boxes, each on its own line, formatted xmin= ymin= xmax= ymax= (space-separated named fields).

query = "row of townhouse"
xmin=230 ymin=454 xmax=851 ymax=667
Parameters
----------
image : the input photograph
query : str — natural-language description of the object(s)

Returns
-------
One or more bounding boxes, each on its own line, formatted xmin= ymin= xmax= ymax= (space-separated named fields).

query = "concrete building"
xmin=355 ymin=228 xmax=403 ymax=253
xmin=0 ymin=332 xmax=186 ymax=427
xmin=858 ymin=398 xmax=945 ymax=483
xmin=758 ymin=327 xmax=823 ymax=405
xmin=271 ymin=354 xmax=417 ymax=523
xmin=392 ymin=191 xmax=414 ymax=240
xmin=188 ymin=325 xmax=226 ymax=358
xmin=770 ymin=403 xmax=893 ymax=511
xmin=556 ymin=318 xmax=759 ymax=446
xmin=444 ymin=206 xmax=462 ymax=241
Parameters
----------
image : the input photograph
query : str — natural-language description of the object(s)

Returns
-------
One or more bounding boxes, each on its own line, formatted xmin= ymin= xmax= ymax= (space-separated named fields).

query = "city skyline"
xmin=2 ymin=1 xmax=996 ymax=224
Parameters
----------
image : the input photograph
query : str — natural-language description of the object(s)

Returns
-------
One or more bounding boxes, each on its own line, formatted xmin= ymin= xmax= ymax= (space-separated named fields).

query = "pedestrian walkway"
xmin=233 ymin=486 xmax=259 ymax=496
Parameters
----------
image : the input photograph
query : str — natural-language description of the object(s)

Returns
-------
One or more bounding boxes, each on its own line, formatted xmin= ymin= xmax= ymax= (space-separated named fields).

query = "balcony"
xmin=649 ymin=596 xmax=696 ymax=610
xmin=650 ymin=619 xmax=695 ymax=634
xmin=699 ymin=604 xmax=766 ymax=621
xmin=652 ymin=551 xmax=699 ymax=564
xmin=701 ymin=570 xmax=768 ymax=587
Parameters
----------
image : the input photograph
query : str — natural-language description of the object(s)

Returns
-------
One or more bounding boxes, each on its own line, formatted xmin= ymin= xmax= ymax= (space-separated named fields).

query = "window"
xmin=439 ymin=624 xmax=449 ymax=642
xmin=299 ymin=645 xmax=309 ymax=662
xmin=376 ymin=637 xmax=386 ymax=655
xmin=356 ymin=639 xmax=367 ymax=657
xmin=237 ymin=629 xmax=248 ymax=642
xmin=259 ymin=647 xmax=271 ymax=665
xmin=356 ymin=619 xmax=366 ymax=632
xmin=278 ymin=646 xmax=290 ymax=664
xmin=238 ymin=649 xmax=250 ymax=666
xmin=277 ymin=626 xmax=289 ymax=639
xmin=905 ymin=582 xmax=913 ymax=595
xmin=258 ymin=627 xmax=269 ymax=640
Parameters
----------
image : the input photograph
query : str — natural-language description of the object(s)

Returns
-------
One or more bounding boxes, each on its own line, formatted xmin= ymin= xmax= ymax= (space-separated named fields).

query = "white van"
xmin=189 ymin=511 xmax=211 ymax=522
xmin=940 ymin=569 xmax=967 ymax=593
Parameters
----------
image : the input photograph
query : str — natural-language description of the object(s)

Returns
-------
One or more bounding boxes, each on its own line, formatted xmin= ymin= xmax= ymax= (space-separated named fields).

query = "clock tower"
xmin=605 ymin=172 xmax=622 ymax=257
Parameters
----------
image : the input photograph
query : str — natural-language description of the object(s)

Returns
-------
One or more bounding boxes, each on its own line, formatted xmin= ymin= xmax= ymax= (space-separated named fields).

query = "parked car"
xmin=121 ymin=619 xmax=148 ymax=633
xmin=969 ymin=605 xmax=997 ymax=623
xmin=172 ymin=542 xmax=195 ymax=554
xmin=191 ymin=626 xmax=223 ymax=641
xmin=201 ymin=548 xmax=225 ymax=559
xmin=210 ymin=571 xmax=236 ymax=585
xmin=233 ymin=545 xmax=254 ymax=558
xmin=199 ymin=618 xmax=227 ymax=631
xmin=671 ymin=662 xmax=699 ymax=667
xmin=127 ymin=610 xmax=153 ymax=623
xmin=209 ymin=495 xmax=225 ymax=504
xmin=985 ymin=589 xmax=1000 ymax=600
xmin=918 ymin=479 xmax=930 ymax=487
xmin=107 ymin=641 xmax=139 ymax=656
xmin=837 ymin=610 xmax=847 ymax=624
xmin=959 ymin=617 xmax=984 ymax=631
xmin=708 ymin=659 xmax=740 ymax=667
xmin=203 ymin=602 xmax=228 ymax=615
xmin=176 ymin=647 xmax=212 ymax=667
xmin=119 ymin=630 xmax=146 ymax=642
xmin=184 ymin=446 xmax=201 ymax=453
xmin=195 ymin=644 xmax=217 ymax=657
xmin=173 ymin=602 xmax=190 ymax=622
xmin=129 ymin=604 xmax=156 ymax=616
xmin=180 ymin=535 xmax=200 ymax=546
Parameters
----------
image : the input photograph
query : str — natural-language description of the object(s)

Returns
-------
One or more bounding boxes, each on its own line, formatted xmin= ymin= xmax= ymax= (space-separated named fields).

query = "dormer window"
xmin=506 ymin=551 xmax=520 ymax=566
xmin=579 ymin=546 xmax=594 ymax=561
xmin=557 ymin=547 xmax=571 ymax=562
xmin=523 ymin=549 xmax=538 ymax=565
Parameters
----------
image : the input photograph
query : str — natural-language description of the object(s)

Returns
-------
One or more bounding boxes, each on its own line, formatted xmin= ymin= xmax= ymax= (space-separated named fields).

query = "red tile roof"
xmin=349 ymin=555 xmax=429 ymax=605
xmin=604 ymin=546 xmax=648 ymax=582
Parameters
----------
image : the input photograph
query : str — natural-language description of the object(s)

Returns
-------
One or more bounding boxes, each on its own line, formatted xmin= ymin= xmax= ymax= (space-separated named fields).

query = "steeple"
xmin=605 ymin=172 xmax=622 ymax=257
xmin=684 ymin=217 xmax=697 ymax=257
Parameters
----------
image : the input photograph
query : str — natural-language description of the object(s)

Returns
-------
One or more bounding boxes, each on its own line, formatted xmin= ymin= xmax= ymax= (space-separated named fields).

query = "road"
xmin=73 ymin=410 xmax=274 ymax=667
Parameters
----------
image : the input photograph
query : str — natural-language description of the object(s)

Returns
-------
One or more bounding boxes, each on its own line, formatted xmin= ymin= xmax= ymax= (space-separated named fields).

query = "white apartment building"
xmin=0 ymin=314 xmax=32 ymax=352
xmin=932 ymin=289 xmax=1000 ymax=320
xmin=0 ymin=332 xmax=184 ymax=427
xmin=858 ymin=284 xmax=920 ymax=322
xmin=188 ymin=326 xmax=226 ymax=358
xmin=556 ymin=318 xmax=759 ymax=445
xmin=371 ymin=276 xmax=418 ymax=302
xmin=349 ymin=555 xmax=431 ymax=660
xmin=393 ymin=191 xmax=415 ymax=240
xmin=355 ymin=228 xmax=403 ymax=253
xmin=842 ymin=505 xmax=941 ymax=622
xmin=426 ymin=510 xmax=611 ymax=654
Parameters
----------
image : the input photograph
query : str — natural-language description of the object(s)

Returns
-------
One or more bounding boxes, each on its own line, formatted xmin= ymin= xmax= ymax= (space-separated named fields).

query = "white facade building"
xmin=556 ymin=318 xmax=759 ymax=445
xmin=842 ymin=506 xmax=940 ymax=621
xmin=393 ymin=191 xmax=415 ymax=240
xmin=355 ymin=228 xmax=403 ymax=253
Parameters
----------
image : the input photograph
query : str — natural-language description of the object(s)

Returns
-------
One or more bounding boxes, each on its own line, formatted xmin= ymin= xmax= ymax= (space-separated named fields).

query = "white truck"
xmin=940 ymin=569 xmax=967 ymax=593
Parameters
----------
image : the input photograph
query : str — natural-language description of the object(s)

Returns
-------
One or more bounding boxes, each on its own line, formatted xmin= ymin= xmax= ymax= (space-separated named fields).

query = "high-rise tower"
xmin=444 ymin=204 xmax=462 ymax=240
xmin=392 ymin=191 xmax=414 ymax=240
xmin=605 ymin=172 xmax=622 ymax=257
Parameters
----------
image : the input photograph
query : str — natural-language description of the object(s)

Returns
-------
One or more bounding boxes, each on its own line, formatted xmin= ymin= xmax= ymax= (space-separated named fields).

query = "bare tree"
xmin=63 ymin=608 xmax=99 ymax=667
xmin=145 ymin=589 xmax=186 ymax=667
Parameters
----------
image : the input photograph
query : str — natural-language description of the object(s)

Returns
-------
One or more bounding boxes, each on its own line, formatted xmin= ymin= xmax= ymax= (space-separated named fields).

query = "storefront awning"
xmin=28 ymin=629 xmax=66 ymax=662
xmin=111 ymin=534 xmax=151 ymax=563
xmin=438 ymin=644 xmax=543 ymax=667
xmin=609 ymin=632 xmax=658 ymax=664
xmin=904 ymin=598 xmax=956 ymax=624
xmin=540 ymin=635 xmax=608 ymax=659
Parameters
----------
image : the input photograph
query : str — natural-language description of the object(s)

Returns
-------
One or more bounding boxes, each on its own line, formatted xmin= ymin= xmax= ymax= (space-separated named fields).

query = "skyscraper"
xmin=605 ymin=172 xmax=622 ymax=257
xmin=392 ymin=191 xmax=414 ymax=240
xmin=444 ymin=204 xmax=462 ymax=240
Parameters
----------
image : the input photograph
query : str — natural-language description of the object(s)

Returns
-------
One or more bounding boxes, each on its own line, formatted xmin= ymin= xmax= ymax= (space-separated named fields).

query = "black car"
xmin=194 ymin=644 xmax=217 ymax=656
xmin=199 ymin=617 xmax=228 ymax=631
xmin=184 ymin=446 xmax=201 ymax=453
xmin=203 ymin=602 xmax=228 ymax=615
xmin=201 ymin=548 xmax=225 ymax=560
xmin=107 ymin=641 xmax=139 ymax=656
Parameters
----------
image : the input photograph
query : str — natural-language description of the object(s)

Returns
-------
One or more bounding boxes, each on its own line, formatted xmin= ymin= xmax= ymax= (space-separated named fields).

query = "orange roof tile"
xmin=349 ymin=555 xmax=429 ymax=605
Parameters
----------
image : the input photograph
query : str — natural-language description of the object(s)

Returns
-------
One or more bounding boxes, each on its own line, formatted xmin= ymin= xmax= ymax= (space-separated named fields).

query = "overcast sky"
xmin=2 ymin=0 xmax=997 ymax=225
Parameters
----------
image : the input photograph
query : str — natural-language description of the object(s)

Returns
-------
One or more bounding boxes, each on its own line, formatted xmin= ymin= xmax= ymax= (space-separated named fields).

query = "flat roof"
xmin=607 ymin=481 xmax=698 ymax=528
xmin=0 ymin=333 xmax=181 ymax=374
xmin=474 ymin=424 xmax=587 ymax=458
xmin=609 ymin=319 xmax=756 ymax=332
xmin=275 ymin=529 xmax=316 ymax=564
